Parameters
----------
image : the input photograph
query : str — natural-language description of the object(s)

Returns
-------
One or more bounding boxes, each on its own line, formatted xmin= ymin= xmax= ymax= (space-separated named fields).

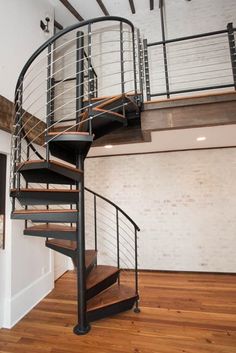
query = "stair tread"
xmin=86 ymin=265 xmax=119 ymax=290
xmin=46 ymin=238 xmax=77 ymax=250
xmin=13 ymin=209 xmax=77 ymax=215
xmin=87 ymin=284 xmax=136 ymax=311
xmin=46 ymin=239 xmax=97 ymax=268
xmin=26 ymin=224 xmax=76 ymax=232
xmin=48 ymin=131 xmax=90 ymax=136
xmin=17 ymin=159 xmax=82 ymax=173
xmin=11 ymin=188 xmax=79 ymax=193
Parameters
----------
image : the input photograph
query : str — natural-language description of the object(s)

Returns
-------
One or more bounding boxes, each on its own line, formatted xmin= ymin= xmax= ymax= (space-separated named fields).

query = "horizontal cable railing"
xmin=144 ymin=23 xmax=236 ymax=100
xmin=10 ymin=16 xmax=143 ymax=190
xmin=85 ymin=187 xmax=140 ymax=306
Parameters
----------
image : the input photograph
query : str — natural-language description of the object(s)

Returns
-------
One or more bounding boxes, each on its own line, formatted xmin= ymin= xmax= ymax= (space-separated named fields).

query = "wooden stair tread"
xmin=46 ymin=238 xmax=76 ymax=250
xmin=26 ymin=224 xmax=76 ymax=232
xmin=13 ymin=209 xmax=76 ymax=215
xmin=46 ymin=239 xmax=97 ymax=267
xmin=17 ymin=159 xmax=81 ymax=173
xmin=86 ymin=265 xmax=119 ymax=290
xmin=87 ymin=284 xmax=136 ymax=311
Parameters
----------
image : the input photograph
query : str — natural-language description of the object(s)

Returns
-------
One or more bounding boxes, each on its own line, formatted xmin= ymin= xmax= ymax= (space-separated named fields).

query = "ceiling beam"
xmin=150 ymin=0 xmax=154 ymax=10
xmin=59 ymin=0 xmax=84 ymax=21
xmin=128 ymin=0 xmax=136 ymax=14
xmin=54 ymin=20 xmax=64 ymax=31
xmin=96 ymin=0 xmax=110 ymax=16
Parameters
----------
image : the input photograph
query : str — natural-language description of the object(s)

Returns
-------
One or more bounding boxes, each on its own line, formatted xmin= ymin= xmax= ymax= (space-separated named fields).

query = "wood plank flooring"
xmin=0 ymin=271 xmax=236 ymax=353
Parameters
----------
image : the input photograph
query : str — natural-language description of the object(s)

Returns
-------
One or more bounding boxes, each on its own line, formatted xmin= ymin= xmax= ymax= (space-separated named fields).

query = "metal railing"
xmin=85 ymin=187 xmax=140 ymax=310
xmin=144 ymin=22 xmax=236 ymax=100
xmin=10 ymin=16 xmax=143 ymax=190
xmin=10 ymin=16 xmax=142 ymax=332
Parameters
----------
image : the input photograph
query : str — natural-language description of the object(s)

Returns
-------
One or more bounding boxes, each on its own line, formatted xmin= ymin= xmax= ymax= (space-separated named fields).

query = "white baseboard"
xmin=3 ymin=270 xmax=54 ymax=328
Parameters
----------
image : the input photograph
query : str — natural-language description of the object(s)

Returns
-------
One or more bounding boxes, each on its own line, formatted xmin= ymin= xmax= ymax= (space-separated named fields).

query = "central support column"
xmin=73 ymin=154 xmax=91 ymax=335
xmin=73 ymin=29 xmax=90 ymax=335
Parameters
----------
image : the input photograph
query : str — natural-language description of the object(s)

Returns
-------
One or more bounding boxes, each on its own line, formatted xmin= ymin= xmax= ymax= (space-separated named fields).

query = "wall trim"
xmin=88 ymin=145 xmax=236 ymax=159
xmin=5 ymin=270 xmax=53 ymax=328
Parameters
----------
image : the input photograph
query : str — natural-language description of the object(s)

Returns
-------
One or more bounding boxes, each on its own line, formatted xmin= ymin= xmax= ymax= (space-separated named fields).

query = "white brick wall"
xmin=85 ymin=148 xmax=236 ymax=273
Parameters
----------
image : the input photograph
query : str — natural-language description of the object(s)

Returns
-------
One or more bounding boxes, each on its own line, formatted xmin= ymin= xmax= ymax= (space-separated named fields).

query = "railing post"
xmin=134 ymin=227 xmax=140 ymax=313
xmin=87 ymin=24 xmax=92 ymax=134
xmin=227 ymin=23 xmax=236 ymax=90
xmin=76 ymin=31 xmax=84 ymax=131
xmin=160 ymin=0 xmax=170 ymax=98
xmin=137 ymin=29 xmax=144 ymax=102
xmin=120 ymin=22 xmax=125 ymax=95
xmin=143 ymin=39 xmax=151 ymax=101
xmin=74 ymin=154 xmax=90 ymax=335
xmin=131 ymin=28 xmax=138 ymax=96
xmin=46 ymin=44 xmax=52 ymax=162
xmin=116 ymin=209 xmax=120 ymax=284
xmin=94 ymin=194 xmax=97 ymax=253
xmin=15 ymin=85 xmax=23 ymax=192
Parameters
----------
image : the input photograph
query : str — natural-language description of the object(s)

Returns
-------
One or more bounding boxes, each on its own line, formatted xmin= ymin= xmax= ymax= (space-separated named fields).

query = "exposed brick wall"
xmin=85 ymin=148 xmax=236 ymax=273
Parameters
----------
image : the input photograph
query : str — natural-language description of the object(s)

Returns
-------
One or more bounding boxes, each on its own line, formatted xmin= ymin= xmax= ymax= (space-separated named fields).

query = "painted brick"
xmin=85 ymin=148 xmax=236 ymax=272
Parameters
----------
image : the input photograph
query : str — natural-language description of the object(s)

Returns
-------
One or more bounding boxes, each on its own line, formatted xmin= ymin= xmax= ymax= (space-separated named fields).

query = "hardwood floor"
xmin=0 ymin=271 xmax=236 ymax=353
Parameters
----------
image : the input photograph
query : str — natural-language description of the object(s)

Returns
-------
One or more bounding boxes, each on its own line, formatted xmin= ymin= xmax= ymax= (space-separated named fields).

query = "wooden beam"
xmin=150 ymin=0 xmax=154 ymax=10
xmin=128 ymin=0 xmax=136 ymax=14
xmin=142 ymin=92 xmax=236 ymax=132
xmin=0 ymin=95 xmax=45 ymax=145
xmin=54 ymin=20 xmax=64 ymax=31
xmin=96 ymin=0 xmax=110 ymax=16
xmin=59 ymin=0 xmax=84 ymax=21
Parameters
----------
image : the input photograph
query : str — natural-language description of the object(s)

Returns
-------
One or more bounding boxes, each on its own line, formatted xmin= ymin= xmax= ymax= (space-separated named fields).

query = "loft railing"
xmin=10 ymin=16 xmax=143 ymax=192
xmin=144 ymin=22 xmax=236 ymax=100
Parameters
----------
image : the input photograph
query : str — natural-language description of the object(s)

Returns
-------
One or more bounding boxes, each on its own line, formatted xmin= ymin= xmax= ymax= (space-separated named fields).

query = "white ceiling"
xmin=88 ymin=124 xmax=236 ymax=157
xmin=49 ymin=0 xmax=159 ymax=27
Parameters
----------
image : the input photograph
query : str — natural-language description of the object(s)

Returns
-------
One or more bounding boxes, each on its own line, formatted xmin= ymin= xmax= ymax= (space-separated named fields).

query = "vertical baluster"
xmin=15 ymin=84 xmax=23 ymax=192
xmin=94 ymin=194 xmax=97 ymax=253
xmin=120 ymin=22 xmax=125 ymax=95
xmin=137 ymin=29 xmax=144 ymax=101
xmin=87 ymin=24 xmax=92 ymax=134
xmin=116 ymin=209 xmax=120 ymax=285
xmin=46 ymin=44 xmax=52 ymax=162
xmin=143 ymin=39 xmax=151 ymax=101
xmin=24 ymin=145 xmax=30 ymax=229
xmin=76 ymin=31 xmax=84 ymax=131
xmin=227 ymin=23 xmax=236 ymax=90
xmin=134 ymin=227 xmax=140 ymax=313
xmin=131 ymin=25 xmax=138 ymax=97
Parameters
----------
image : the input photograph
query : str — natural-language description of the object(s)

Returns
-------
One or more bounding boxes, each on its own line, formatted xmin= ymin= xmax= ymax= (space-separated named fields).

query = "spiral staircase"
xmin=10 ymin=17 xmax=143 ymax=334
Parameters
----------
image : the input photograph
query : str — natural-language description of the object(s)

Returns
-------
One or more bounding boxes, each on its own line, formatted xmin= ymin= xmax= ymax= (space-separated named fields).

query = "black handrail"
xmin=147 ymin=28 xmax=230 ymax=47
xmin=15 ymin=16 xmax=134 ymax=96
xmin=85 ymin=187 xmax=140 ymax=231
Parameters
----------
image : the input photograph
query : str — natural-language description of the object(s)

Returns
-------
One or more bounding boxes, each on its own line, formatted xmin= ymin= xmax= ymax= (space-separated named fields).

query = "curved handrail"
xmin=13 ymin=16 xmax=136 ymax=161
xmin=15 ymin=16 xmax=134 ymax=95
xmin=85 ymin=187 xmax=140 ymax=231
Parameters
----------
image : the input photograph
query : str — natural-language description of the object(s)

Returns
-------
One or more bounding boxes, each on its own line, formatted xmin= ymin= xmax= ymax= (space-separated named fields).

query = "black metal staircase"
xmin=10 ymin=16 xmax=142 ymax=335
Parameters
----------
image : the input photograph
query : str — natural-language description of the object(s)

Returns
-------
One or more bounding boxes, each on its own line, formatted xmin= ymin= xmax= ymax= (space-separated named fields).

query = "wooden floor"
xmin=0 ymin=271 xmax=236 ymax=353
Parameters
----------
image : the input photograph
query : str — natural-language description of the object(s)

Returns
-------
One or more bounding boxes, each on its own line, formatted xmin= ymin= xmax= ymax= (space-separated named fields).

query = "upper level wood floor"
xmin=0 ymin=270 xmax=236 ymax=353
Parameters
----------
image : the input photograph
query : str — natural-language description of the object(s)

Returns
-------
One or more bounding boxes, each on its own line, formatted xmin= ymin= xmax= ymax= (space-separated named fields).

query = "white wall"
xmin=0 ymin=0 xmax=56 ymax=328
xmin=0 ymin=0 xmax=54 ymax=101
xmin=85 ymin=148 xmax=236 ymax=273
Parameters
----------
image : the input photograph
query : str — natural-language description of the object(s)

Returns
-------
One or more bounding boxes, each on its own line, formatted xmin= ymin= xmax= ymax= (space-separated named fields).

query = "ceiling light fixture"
xmin=104 ymin=144 xmax=113 ymax=149
xmin=196 ymin=136 xmax=206 ymax=142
